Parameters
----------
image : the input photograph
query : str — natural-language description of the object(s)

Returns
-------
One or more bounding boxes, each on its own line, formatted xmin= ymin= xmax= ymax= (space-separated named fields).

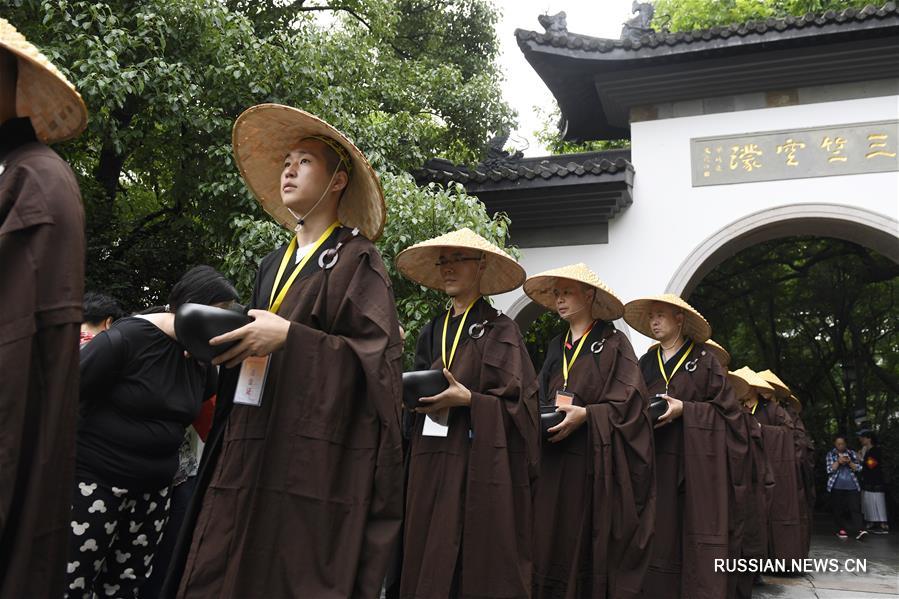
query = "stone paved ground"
xmin=755 ymin=515 xmax=898 ymax=598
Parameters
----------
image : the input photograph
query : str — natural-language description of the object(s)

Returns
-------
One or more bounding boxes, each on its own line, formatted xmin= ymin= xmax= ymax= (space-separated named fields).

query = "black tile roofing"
xmin=514 ymin=2 xmax=898 ymax=55
xmin=414 ymin=149 xmax=633 ymax=188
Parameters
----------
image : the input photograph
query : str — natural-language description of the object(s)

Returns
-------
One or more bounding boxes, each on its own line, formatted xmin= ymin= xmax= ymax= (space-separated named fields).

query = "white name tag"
xmin=422 ymin=408 xmax=450 ymax=437
xmin=234 ymin=355 xmax=270 ymax=407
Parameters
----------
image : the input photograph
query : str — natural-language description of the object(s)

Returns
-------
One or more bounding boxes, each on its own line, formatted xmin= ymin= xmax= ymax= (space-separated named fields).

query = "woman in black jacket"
xmin=64 ymin=266 xmax=237 ymax=599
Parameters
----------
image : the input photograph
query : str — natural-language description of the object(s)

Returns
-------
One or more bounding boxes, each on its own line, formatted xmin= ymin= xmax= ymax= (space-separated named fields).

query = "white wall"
xmin=494 ymin=94 xmax=899 ymax=357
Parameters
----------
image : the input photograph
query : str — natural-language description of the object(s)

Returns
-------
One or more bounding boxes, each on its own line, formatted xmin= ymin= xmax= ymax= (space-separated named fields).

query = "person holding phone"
xmin=395 ymin=228 xmax=538 ymax=599
xmin=524 ymin=264 xmax=655 ymax=599
xmin=624 ymin=294 xmax=749 ymax=599
xmin=826 ymin=435 xmax=866 ymax=540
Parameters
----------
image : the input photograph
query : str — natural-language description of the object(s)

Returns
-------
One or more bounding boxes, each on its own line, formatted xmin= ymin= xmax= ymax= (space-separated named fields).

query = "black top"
xmin=860 ymin=445 xmax=885 ymax=491
xmin=77 ymin=317 xmax=216 ymax=490
xmin=639 ymin=338 xmax=695 ymax=389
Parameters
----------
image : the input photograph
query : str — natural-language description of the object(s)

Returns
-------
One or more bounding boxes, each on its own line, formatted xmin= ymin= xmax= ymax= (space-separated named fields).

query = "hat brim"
xmin=623 ymin=296 xmax=711 ymax=343
xmin=396 ymin=243 xmax=525 ymax=296
xmin=1 ymin=20 xmax=87 ymax=143
xmin=524 ymin=275 xmax=624 ymax=321
xmin=232 ymin=104 xmax=386 ymax=241
xmin=727 ymin=372 xmax=750 ymax=400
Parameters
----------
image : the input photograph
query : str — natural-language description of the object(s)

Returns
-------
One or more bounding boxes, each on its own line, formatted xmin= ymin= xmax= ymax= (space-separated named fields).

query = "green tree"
xmin=652 ymin=0 xmax=876 ymax=33
xmin=5 ymin=0 xmax=517 ymax=359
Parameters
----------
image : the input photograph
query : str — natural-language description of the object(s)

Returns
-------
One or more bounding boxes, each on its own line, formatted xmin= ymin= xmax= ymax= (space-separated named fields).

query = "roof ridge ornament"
xmin=622 ymin=1 xmax=657 ymax=41
xmin=538 ymin=11 xmax=568 ymax=33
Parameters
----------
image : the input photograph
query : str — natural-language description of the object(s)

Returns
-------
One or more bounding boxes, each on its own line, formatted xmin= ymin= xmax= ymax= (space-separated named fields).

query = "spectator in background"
xmin=858 ymin=430 xmax=889 ymax=534
xmin=826 ymin=435 xmax=866 ymax=541
xmin=65 ymin=266 xmax=237 ymax=598
xmin=80 ymin=292 xmax=125 ymax=347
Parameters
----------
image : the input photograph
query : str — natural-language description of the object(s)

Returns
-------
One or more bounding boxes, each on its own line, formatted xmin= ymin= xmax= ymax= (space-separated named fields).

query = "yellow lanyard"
xmin=442 ymin=298 xmax=478 ymax=370
xmin=268 ymin=221 xmax=339 ymax=313
xmin=751 ymin=400 xmax=759 ymax=414
xmin=656 ymin=340 xmax=695 ymax=392
xmin=562 ymin=320 xmax=596 ymax=390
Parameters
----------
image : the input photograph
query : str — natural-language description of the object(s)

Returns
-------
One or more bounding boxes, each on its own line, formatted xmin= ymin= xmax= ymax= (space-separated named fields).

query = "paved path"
xmin=755 ymin=516 xmax=898 ymax=598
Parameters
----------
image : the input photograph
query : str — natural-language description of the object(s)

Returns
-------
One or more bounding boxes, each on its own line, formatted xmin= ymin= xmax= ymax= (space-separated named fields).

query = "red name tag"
xmin=555 ymin=390 xmax=574 ymax=407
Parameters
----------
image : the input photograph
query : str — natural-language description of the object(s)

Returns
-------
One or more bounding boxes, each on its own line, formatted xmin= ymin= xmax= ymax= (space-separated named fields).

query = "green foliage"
xmin=690 ymin=237 xmax=899 ymax=507
xmin=652 ymin=0 xmax=876 ymax=32
xmin=533 ymin=103 xmax=630 ymax=155
xmin=5 ymin=0 xmax=517 ymax=361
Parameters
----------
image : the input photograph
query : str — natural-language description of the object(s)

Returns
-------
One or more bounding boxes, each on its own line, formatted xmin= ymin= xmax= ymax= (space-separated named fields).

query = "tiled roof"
xmin=515 ymin=3 xmax=898 ymax=54
xmin=415 ymin=150 xmax=633 ymax=188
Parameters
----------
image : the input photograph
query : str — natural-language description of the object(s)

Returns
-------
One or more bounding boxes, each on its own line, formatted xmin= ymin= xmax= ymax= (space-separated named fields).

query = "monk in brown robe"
xmin=524 ymin=264 xmax=655 ymax=599
xmin=624 ymin=294 xmax=749 ymax=599
xmin=783 ymin=394 xmax=814 ymax=555
xmin=0 ymin=21 xmax=87 ymax=598
xmin=729 ymin=368 xmax=776 ymax=598
xmin=168 ymin=105 xmax=404 ymax=598
xmin=395 ymin=228 xmax=539 ymax=599
xmin=756 ymin=370 xmax=814 ymax=559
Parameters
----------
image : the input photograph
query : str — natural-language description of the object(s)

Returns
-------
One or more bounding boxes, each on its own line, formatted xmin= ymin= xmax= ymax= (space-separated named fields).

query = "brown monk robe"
xmin=728 ymin=370 xmax=775 ymax=599
xmin=783 ymin=397 xmax=814 ymax=556
xmin=401 ymin=297 xmax=539 ymax=598
xmin=0 ymin=27 xmax=87 ymax=597
xmin=747 ymin=394 xmax=805 ymax=563
xmin=637 ymin=343 xmax=749 ymax=599
xmin=171 ymin=225 xmax=404 ymax=598
xmin=534 ymin=323 xmax=655 ymax=598
xmin=167 ymin=105 xmax=404 ymax=598
xmin=760 ymin=368 xmax=813 ymax=560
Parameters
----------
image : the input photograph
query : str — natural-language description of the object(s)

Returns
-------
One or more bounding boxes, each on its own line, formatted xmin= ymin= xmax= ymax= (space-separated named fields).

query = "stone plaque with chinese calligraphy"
xmin=691 ymin=120 xmax=898 ymax=186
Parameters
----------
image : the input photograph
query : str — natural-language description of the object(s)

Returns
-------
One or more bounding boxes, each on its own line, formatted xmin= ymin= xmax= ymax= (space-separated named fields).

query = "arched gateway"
xmin=416 ymin=4 xmax=899 ymax=356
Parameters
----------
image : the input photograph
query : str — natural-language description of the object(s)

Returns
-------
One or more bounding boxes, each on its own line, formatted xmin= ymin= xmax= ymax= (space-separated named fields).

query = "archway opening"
xmin=686 ymin=233 xmax=898 ymax=511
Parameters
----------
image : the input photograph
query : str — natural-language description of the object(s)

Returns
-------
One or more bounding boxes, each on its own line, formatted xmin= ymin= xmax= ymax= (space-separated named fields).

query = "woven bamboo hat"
xmin=623 ymin=294 xmax=711 ymax=343
xmin=732 ymin=366 xmax=775 ymax=395
xmin=523 ymin=263 xmax=623 ymax=321
xmin=757 ymin=369 xmax=791 ymax=399
xmin=232 ymin=104 xmax=386 ymax=241
xmin=727 ymin=371 xmax=750 ymax=401
xmin=788 ymin=393 xmax=802 ymax=412
xmin=395 ymin=228 xmax=524 ymax=295
xmin=705 ymin=339 xmax=731 ymax=368
xmin=0 ymin=18 xmax=87 ymax=143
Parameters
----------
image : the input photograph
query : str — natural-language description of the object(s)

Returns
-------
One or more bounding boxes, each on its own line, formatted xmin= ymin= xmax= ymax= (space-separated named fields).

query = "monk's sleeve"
xmin=587 ymin=340 xmax=655 ymax=599
xmin=469 ymin=325 xmax=539 ymax=473
xmin=280 ymin=250 xmax=404 ymax=595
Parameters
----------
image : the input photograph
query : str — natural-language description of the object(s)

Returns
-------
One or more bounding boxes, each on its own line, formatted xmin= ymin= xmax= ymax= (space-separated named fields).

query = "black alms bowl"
xmin=402 ymin=369 xmax=450 ymax=411
xmin=174 ymin=303 xmax=252 ymax=363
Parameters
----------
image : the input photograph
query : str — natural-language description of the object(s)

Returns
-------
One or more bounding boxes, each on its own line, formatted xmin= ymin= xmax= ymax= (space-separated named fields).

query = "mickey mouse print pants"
xmin=64 ymin=477 xmax=171 ymax=598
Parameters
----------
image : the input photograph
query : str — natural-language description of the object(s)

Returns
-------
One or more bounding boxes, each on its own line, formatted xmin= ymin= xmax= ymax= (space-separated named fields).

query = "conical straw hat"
xmin=705 ymin=339 xmax=731 ymax=368
xmin=727 ymin=371 xmax=750 ymax=401
xmin=732 ymin=366 xmax=775 ymax=394
xmin=757 ymin=369 xmax=791 ymax=399
xmin=623 ymin=293 xmax=711 ymax=343
xmin=232 ymin=104 xmax=386 ymax=241
xmin=788 ymin=393 xmax=802 ymax=413
xmin=523 ymin=263 xmax=623 ymax=321
xmin=395 ymin=228 xmax=525 ymax=295
xmin=0 ymin=18 xmax=87 ymax=143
